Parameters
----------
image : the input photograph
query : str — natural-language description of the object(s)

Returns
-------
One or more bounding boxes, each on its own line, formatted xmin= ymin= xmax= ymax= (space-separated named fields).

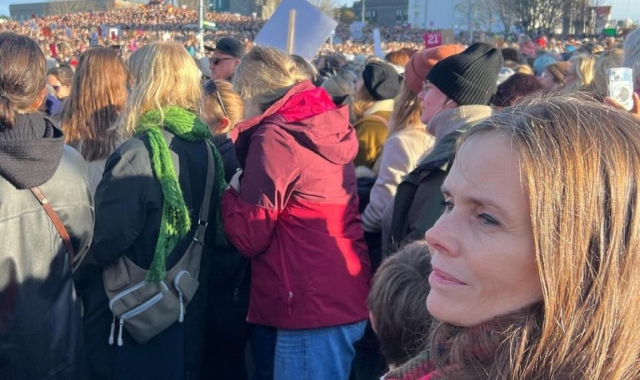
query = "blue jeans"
xmin=274 ymin=320 xmax=367 ymax=380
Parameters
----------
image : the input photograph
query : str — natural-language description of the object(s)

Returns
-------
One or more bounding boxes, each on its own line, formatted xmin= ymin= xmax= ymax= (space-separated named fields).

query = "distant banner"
xmin=350 ymin=21 xmax=365 ymax=41
xmin=424 ymin=31 xmax=442 ymax=48
xmin=254 ymin=0 xmax=338 ymax=61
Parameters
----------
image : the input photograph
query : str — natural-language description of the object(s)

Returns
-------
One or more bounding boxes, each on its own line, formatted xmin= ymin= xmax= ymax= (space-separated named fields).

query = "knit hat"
xmin=427 ymin=42 xmax=504 ymax=106
xmin=362 ymin=61 xmax=401 ymax=101
xmin=215 ymin=37 xmax=245 ymax=59
xmin=545 ymin=61 xmax=570 ymax=85
xmin=533 ymin=54 xmax=556 ymax=76
xmin=404 ymin=44 xmax=465 ymax=95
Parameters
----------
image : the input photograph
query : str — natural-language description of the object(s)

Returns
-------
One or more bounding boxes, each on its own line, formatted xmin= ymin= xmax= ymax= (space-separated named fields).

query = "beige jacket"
xmin=362 ymin=128 xmax=435 ymax=232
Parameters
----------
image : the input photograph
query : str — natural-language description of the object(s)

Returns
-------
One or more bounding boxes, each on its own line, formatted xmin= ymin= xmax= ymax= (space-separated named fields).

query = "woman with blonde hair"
xmin=222 ymin=46 xmax=371 ymax=380
xmin=563 ymin=53 xmax=596 ymax=92
xmin=78 ymin=41 xmax=226 ymax=380
xmin=417 ymin=93 xmax=640 ymax=379
xmin=353 ymin=61 xmax=401 ymax=169
xmin=199 ymin=78 xmax=253 ymax=380
xmin=56 ymin=47 xmax=128 ymax=195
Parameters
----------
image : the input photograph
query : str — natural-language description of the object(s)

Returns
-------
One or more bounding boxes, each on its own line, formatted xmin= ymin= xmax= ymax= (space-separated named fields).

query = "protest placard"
xmin=255 ymin=0 xmax=338 ymax=61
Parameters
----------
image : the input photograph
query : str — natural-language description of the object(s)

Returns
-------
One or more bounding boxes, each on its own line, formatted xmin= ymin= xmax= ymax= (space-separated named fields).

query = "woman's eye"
xmin=441 ymin=200 xmax=454 ymax=213
xmin=478 ymin=213 xmax=500 ymax=226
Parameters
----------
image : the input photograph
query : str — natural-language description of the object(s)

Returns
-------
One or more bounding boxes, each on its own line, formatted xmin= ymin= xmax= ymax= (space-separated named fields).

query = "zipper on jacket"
xmin=279 ymin=252 xmax=293 ymax=316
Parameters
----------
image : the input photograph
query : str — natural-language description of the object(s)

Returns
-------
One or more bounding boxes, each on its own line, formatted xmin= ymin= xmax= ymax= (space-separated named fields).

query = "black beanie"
xmin=427 ymin=42 xmax=504 ymax=106
xmin=362 ymin=61 xmax=401 ymax=101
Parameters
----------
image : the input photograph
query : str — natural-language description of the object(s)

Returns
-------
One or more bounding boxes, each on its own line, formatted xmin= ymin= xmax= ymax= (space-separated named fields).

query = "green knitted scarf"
xmin=135 ymin=106 xmax=227 ymax=282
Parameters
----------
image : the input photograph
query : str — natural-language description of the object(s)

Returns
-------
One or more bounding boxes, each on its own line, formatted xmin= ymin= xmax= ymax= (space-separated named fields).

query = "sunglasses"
xmin=209 ymin=57 xmax=235 ymax=66
xmin=203 ymin=79 xmax=229 ymax=119
xmin=51 ymin=85 xmax=61 ymax=92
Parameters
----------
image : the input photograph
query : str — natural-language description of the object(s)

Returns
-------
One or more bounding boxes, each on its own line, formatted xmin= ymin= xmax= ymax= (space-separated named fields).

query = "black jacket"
xmin=0 ymin=114 xmax=94 ymax=380
xmin=78 ymin=129 xmax=221 ymax=380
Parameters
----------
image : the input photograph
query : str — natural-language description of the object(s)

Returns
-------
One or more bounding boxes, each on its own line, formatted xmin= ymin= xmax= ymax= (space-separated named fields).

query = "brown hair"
xmin=47 ymin=65 xmax=74 ymax=87
xmin=491 ymin=73 xmax=543 ymax=108
xmin=202 ymin=79 xmax=244 ymax=135
xmin=430 ymin=93 xmax=640 ymax=379
xmin=385 ymin=50 xmax=410 ymax=68
xmin=388 ymin=82 xmax=426 ymax=134
xmin=368 ymin=241 xmax=432 ymax=367
xmin=0 ymin=32 xmax=46 ymax=129
xmin=57 ymin=47 xmax=128 ymax=161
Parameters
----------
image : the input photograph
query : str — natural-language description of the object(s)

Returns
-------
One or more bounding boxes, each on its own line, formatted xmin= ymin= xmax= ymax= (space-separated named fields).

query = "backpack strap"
xmin=365 ymin=114 xmax=389 ymax=129
xmin=30 ymin=186 xmax=76 ymax=263
xmin=192 ymin=141 xmax=215 ymax=244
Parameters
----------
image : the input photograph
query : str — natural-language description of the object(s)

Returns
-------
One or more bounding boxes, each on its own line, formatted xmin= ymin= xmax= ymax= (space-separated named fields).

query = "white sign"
xmin=255 ymin=0 xmax=338 ymax=61
xmin=373 ymin=28 xmax=384 ymax=58
xmin=350 ymin=21 xmax=365 ymax=41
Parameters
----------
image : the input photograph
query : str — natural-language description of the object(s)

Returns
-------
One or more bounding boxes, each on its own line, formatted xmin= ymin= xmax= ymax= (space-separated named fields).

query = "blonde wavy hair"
xmin=353 ymin=84 xmax=376 ymax=119
xmin=57 ymin=47 xmax=128 ymax=161
xmin=233 ymin=46 xmax=308 ymax=114
xmin=201 ymin=79 xmax=244 ymax=135
xmin=430 ymin=93 xmax=640 ymax=379
xmin=388 ymin=82 xmax=426 ymax=135
xmin=565 ymin=54 xmax=596 ymax=92
xmin=117 ymin=42 xmax=202 ymax=136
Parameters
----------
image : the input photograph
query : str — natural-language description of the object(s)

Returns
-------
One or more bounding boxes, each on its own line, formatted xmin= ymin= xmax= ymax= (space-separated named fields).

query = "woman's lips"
xmin=430 ymin=267 xmax=467 ymax=285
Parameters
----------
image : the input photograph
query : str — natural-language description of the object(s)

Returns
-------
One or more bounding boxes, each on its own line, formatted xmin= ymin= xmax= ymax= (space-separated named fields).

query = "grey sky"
xmin=1 ymin=0 xmax=638 ymax=26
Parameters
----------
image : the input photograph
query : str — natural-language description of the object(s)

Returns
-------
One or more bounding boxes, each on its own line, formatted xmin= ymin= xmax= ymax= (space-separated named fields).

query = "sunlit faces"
xmin=425 ymin=133 xmax=543 ymax=327
xmin=209 ymin=51 xmax=240 ymax=81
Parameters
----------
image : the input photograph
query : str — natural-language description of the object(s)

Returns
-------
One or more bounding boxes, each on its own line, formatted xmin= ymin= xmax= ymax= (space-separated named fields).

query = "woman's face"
xmin=47 ymin=74 xmax=70 ymax=100
xmin=419 ymin=81 xmax=452 ymax=125
xmin=537 ymin=70 xmax=560 ymax=91
xmin=425 ymin=133 xmax=543 ymax=327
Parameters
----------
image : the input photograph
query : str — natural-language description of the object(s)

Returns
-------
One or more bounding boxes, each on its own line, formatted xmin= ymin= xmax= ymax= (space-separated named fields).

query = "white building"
xmin=408 ymin=0 xmax=461 ymax=30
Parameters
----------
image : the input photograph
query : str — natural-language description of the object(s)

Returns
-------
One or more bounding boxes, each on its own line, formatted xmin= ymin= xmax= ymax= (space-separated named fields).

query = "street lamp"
xmin=361 ymin=0 xmax=365 ymax=23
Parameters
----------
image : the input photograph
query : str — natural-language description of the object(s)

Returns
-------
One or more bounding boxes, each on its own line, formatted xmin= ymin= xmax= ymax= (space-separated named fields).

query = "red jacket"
xmin=222 ymin=81 xmax=371 ymax=329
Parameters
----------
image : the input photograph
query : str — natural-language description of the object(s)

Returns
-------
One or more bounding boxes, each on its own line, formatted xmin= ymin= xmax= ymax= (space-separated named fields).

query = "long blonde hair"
xmin=565 ymin=54 xmax=596 ymax=92
xmin=430 ymin=93 xmax=640 ymax=379
xmin=388 ymin=82 xmax=425 ymax=134
xmin=58 ymin=47 xmax=128 ymax=161
xmin=117 ymin=42 xmax=202 ymax=135
xmin=233 ymin=46 xmax=308 ymax=113
xmin=353 ymin=84 xmax=376 ymax=119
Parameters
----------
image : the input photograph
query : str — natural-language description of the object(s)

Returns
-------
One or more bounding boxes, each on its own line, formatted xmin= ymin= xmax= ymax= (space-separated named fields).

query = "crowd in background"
xmin=1 ymin=3 xmax=640 ymax=380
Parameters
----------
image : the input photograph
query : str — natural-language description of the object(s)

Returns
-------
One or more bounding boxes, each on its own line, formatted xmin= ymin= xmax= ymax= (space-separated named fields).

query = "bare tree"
xmin=308 ymin=0 xmax=338 ymax=15
xmin=47 ymin=0 xmax=101 ymax=15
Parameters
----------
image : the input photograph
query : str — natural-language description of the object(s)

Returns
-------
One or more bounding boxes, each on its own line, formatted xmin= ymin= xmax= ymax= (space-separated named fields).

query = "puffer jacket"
xmin=0 ymin=114 xmax=94 ymax=380
xmin=222 ymin=80 xmax=371 ymax=330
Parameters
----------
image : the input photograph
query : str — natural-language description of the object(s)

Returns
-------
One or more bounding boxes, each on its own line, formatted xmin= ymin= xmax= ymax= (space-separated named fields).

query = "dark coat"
xmin=202 ymin=133 xmax=252 ymax=380
xmin=388 ymin=127 xmax=468 ymax=253
xmin=222 ymin=80 xmax=371 ymax=330
xmin=0 ymin=115 xmax=94 ymax=380
xmin=78 ymin=129 xmax=221 ymax=380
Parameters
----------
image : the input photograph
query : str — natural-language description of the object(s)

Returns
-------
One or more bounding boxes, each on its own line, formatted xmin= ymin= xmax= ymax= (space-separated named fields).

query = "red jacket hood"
xmin=233 ymin=81 xmax=358 ymax=166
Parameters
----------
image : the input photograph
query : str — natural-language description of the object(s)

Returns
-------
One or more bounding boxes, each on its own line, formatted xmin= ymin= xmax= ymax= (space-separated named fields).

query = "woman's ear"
xmin=215 ymin=117 xmax=230 ymax=134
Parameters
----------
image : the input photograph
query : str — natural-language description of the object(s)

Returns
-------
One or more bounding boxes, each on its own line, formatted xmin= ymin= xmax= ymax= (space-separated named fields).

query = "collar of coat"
xmin=364 ymin=99 xmax=395 ymax=116
xmin=427 ymin=105 xmax=494 ymax=142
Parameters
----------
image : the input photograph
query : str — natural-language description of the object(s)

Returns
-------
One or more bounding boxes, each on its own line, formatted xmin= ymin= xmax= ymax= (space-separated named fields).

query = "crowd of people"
xmin=1 ymin=3 xmax=640 ymax=380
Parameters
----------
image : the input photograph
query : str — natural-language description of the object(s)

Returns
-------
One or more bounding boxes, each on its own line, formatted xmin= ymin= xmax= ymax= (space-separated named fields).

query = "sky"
xmin=1 ymin=0 xmax=638 ymax=24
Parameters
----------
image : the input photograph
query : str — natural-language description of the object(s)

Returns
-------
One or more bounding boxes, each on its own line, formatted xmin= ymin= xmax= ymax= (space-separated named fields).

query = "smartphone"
xmin=607 ymin=68 xmax=634 ymax=111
